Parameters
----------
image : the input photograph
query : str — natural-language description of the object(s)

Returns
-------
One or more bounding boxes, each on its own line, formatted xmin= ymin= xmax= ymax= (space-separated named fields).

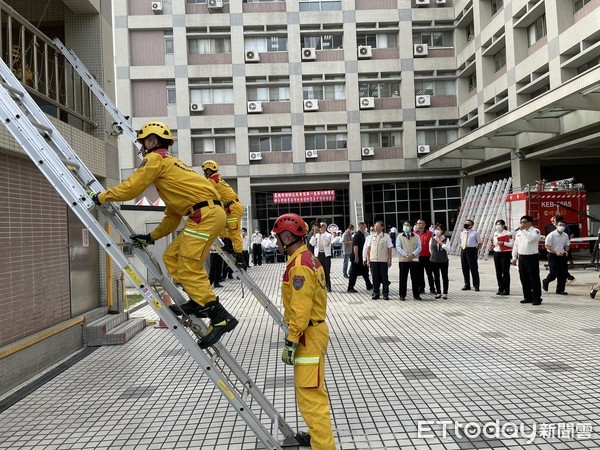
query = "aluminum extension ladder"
xmin=53 ymin=38 xmax=291 ymax=337
xmin=0 ymin=58 xmax=300 ymax=449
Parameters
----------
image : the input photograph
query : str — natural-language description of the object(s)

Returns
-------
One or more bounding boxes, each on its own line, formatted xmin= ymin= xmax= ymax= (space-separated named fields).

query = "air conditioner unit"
xmin=190 ymin=102 xmax=204 ymax=112
xmin=305 ymin=150 xmax=318 ymax=159
xmin=416 ymin=94 xmax=431 ymax=107
xmin=359 ymin=97 xmax=375 ymax=110
xmin=301 ymin=48 xmax=317 ymax=61
xmin=362 ymin=147 xmax=375 ymax=156
xmin=208 ymin=0 xmax=224 ymax=10
xmin=249 ymin=152 xmax=262 ymax=161
xmin=247 ymin=101 xmax=263 ymax=113
xmin=415 ymin=0 xmax=430 ymax=5
xmin=435 ymin=0 xmax=447 ymax=4
xmin=358 ymin=45 xmax=372 ymax=59
xmin=414 ymin=43 xmax=429 ymax=56
xmin=151 ymin=1 xmax=163 ymax=13
xmin=303 ymin=99 xmax=319 ymax=111
xmin=417 ymin=145 xmax=431 ymax=154
xmin=245 ymin=50 xmax=260 ymax=62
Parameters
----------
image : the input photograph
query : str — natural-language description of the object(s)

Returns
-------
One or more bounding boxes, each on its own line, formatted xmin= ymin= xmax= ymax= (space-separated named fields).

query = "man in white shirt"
xmin=365 ymin=220 xmax=393 ymax=300
xmin=241 ymin=228 xmax=250 ymax=269
xmin=251 ymin=228 xmax=263 ymax=266
xmin=511 ymin=215 xmax=543 ymax=305
xmin=310 ymin=222 xmax=333 ymax=291
xmin=543 ymin=219 xmax=570 ymax=295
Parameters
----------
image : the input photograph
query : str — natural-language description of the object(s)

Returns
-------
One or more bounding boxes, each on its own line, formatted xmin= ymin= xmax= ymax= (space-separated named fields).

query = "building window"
xmin=416 ymin=123 xmax=459 ymax=146
xmin=299 ymin=0 xmax=341 ymax=12
xmin=245 ymin=35 xmax=288 ymax=52
xmin=432 ymin=185 xmax=462 ymax=231
xmin=164 ymin=31 xmax=173 ymax=54
xmin=188 ymin=37 xmax=232 ymax=54
xmin=358 ymin=73 xmax=401 ymax=98
xmin=494 ymin=47 xmax=506 ymax=72
xmin=303 ymin=75 xmax=345 ymax=100
xmin=192 ymin=129 xmax=235 ymax=154
xmin=249 ymin=127 xmax=292 ymax=152
xmin=305 ymin=125 xmax=347 ymax=150
xmin=467 ymin=73 xmax=477 ymax=91
xmin=166 ymin=80 xmax=176 ymax=104
xmin=190 ymin=78 xmax=234 ymax=104
xmin=573 ymin=0 xmax=592 ymax=12
xmin=466 ymin=22 xmax=475 ymax=42
xmin=301 ymin=33 xmax=343 ymax=50
xmin=491 ymin=0 xmax=503 ymax=15
xmin=360 ymin=123 xmax=403 ymax=148
xmin=412 ymin=31 xmax=453 ymax=47
xmin=356 ymin=32 xmax=398 ymax=48
xmin=577 ymin=56 xmax=599 ymax=74
xmin=414 ymin=80 xmax=455 ymax=95
xmin=247 ymin=76 xmax=290 ymax=102
xmin=187 ymin=0 xmax=230 ymax=3
xmin=527 ymin=15 xmax=546 ymax=47
xmin=530 ymin=84 xmax=550 ymax=99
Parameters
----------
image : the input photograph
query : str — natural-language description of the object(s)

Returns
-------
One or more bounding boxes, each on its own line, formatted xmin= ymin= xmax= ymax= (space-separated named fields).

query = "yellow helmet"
xmin=202 ymin=160 xmax=219 ymax=172
xmin=137 ymin=121 xmax=174 ymax=145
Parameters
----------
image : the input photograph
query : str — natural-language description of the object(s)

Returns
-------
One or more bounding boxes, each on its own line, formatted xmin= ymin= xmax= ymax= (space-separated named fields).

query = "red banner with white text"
xmin=273 ymin=190 xmax=336 ymax=204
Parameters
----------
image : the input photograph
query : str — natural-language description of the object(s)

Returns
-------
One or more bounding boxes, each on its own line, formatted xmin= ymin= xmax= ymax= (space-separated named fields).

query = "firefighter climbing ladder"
xmin=0 ymin=58 xmax=299 ymax=449
xmin=53 ymin=38 xmax=290 ymax=337
xmin=449 ymin=178 xmax=512 ymax=258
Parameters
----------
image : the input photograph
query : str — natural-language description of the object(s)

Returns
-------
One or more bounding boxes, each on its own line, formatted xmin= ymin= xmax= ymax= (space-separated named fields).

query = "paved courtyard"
xmin=2 ymin=253 xmax=600 ymax=450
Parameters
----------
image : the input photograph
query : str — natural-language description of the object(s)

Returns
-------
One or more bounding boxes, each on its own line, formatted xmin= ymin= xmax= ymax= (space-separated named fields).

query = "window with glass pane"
xmin=267 ymin=36 xmax=287 ymax=52
xmin=494 ymin=47 xmax=506 ymax=71
xmin=270 ymin=86 xmax=290 ymax=101
xmin=491 ymin=0 xmax=502 ymax=14
xmin=357 ymin=34 xmax=377 ymax=47
xmin=167 ymin=81 xmax=176 ymax=104
xmin=415 ymin=81 xmax=434 ymax=95
xmin=324 ymin=84 xmax=345 ymax=100
xmin=527 ymin=15 xmax=546 ymax=46
xmin=322 ymin=34 xmax=343 ymax=49
xmin=165 ymin=32 xmax=174 ymax=54
xmin=303 ymin=86 xmax=323 ymax=100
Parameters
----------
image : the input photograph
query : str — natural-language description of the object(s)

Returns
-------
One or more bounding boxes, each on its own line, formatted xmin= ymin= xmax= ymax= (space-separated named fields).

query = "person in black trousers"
xmin=208 ymin=249 xmax=223 ymax=288
xmin=492 ymin=219 xmax=513 ymax=295
xmin=459 ymin=219 xmax=482 ymax=291
xmin=396 ymin=221 xmax=422 ymax=301
xmin=430 ymin=223 xmax=449 ymax=299
xmin=512 ymin=215 xmax=543 ymax=305
xmin=347 ymin=222 xmax=373 ymax=293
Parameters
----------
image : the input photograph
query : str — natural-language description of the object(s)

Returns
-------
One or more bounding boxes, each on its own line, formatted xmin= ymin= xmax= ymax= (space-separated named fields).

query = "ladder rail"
xmin=0 ymin=58 xmax=291 ymax=450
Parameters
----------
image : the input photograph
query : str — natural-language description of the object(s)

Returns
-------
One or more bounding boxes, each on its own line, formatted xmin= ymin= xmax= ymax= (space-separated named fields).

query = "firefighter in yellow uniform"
xmin=201 ymin=160 xmax=246 ymax=268
xmin=272 ymin=213 xmax=336 ymax=450
xmin=91 ymin=122 xmax=237 ymax=348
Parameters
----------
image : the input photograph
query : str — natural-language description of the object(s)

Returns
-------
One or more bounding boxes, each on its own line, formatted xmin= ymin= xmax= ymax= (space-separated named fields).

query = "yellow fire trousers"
xmin=294 ymin=322 xmax=335 ymax=450
xmin=220 ymin=201 xmax=243 ymax=253
xmin=164 ymin=204 xmax=226 ymax=306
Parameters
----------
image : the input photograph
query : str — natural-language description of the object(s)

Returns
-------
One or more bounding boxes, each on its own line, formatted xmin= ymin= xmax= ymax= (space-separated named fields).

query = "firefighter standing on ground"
xmin=201 ymin=160 xmax=246 ymax=268
xmin=272 ymin=213 xmax=336 ymax=450
xmin=91 ymin=122 xmax=237 ymax=348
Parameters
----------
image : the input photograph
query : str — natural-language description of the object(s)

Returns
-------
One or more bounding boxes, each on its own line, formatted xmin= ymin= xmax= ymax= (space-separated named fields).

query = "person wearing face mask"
xmin=429 ymin=223 xmax=449 ymax=299
xmin=542 ymin=219 xmax=570 ymax=295
xmin=396 ymin=220 xmax=422 ymax=301
xmin=492 ymin=219 xmax=513 ymax=295
xmin=366 ymin=221 xmax=394 ymax=300
xmin=511 ymin=215 xmax=543 ymax=305
xmin=241 ymin=227 xmax=250 ymax=269
xmin=415 ymin=218 xmax=436 ymax=295
xmin=251 ymin=228 xmax=263 ymax=266
xmin=459 ymin=219 xmax=482 ymax=291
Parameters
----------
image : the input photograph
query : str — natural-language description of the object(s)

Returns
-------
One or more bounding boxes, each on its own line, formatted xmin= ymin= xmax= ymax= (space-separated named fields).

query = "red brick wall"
xmin=0 ymin=153 xmax=71 ymax=347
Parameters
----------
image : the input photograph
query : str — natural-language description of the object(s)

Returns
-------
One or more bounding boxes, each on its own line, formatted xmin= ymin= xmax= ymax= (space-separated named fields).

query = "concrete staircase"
xmin=84 ymin=312 xmax=146 ymax=346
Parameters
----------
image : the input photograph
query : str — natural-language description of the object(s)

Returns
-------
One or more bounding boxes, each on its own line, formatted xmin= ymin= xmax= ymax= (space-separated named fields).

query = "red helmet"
xmin=272 ymin=213 xmax=308 ymax=237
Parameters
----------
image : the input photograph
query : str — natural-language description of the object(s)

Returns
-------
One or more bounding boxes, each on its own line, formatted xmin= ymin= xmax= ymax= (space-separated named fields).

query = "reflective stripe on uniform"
xmin=227 ymin=218 xmax=238 ymax=223
xmin=184 ymin=229 xmax=210 ymax=240
xmin=294 ymin=356 xmax=320 ymax=365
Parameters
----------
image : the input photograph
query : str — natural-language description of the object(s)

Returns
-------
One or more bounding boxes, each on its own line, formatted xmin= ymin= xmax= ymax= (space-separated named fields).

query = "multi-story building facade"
xmin=0 ymin=0 xmax=118 ymax=395
xmin=115 ymin=0 xmax=599 ymax=233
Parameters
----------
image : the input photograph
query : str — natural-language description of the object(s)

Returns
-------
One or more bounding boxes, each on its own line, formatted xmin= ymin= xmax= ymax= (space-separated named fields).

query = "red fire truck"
xmin=506 ymin=179 xmax=589 ymax=251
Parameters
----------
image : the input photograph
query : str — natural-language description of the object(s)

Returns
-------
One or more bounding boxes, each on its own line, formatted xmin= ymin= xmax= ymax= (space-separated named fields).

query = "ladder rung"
xmin=0 ymin=80 xmax=24 ymax=96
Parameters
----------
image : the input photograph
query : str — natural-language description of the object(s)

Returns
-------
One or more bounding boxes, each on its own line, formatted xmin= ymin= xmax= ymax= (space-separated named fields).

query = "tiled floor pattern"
xmin=2 ymin=255 xmax=600 ymax=449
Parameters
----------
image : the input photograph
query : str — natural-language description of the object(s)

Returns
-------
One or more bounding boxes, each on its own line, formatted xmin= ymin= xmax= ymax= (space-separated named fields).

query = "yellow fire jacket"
xmin=207 ymin=173 xmax=238 ymax=204
xmin=281 ymin=245 xmax=328 ymax=343
xmin=98 ymin=149 xmax=220 ymax=240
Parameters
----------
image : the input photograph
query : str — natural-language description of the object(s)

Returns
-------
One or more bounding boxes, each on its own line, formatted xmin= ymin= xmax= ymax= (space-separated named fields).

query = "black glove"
xmin=86 ymin=190 xmax=102 ymax=206
xmin=130 ymin=234 xmax=155 ymax=248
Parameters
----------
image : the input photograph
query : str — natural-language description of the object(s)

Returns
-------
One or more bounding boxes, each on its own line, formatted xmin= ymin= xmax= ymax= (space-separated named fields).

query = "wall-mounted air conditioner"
xmin=247 ymin=101 xmax=263 ymax=113
xmin=151 ymin=1 xmax=163 ymax=13
xmin=415 ymin=0 xmax=430 ymax=5
xmin=360 ymin=97 xmax=375 ymax=109
xmin=358 ymin=45 xmax=372 ymax=59
xmin=208 ymin=0 xmax=224 ymax=10
xmin=301 ymin=48 xmax=317 ymax=61
xmin=362 ymin=147 xmax=375 ymax=156
xmin=249 ymin=152 xmax=262 ymax=161
xmin=305 ymin=150 xmax=318 ymax=159
xmin=245 ymin=50 xmax=260 ymax=62
xmin=190 ymin=102 xmax=204 ymax=112
xmin=417 ymin=145 xmax=431 ymax=154
xmin=414 ymin=43 xmax=429 ymax=56
xmin=416 ymin=95 xmax=431 ymax=107
xmin=303 ymin=99 xmax=319 ymax=111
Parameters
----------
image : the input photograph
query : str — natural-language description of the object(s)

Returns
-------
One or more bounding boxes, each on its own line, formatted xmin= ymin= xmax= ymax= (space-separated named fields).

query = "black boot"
xmin=169 ymin=300 xmax=212 ymax=318
xmin=295 ymin=431 xmax=311 ymax=447
xmin=222 ymin=238 xmax=234 ymax=255
xmin=235 ymin=252 xmax=247 ymax=269
xmin=198 ymin=300 xmax=238 ymax=349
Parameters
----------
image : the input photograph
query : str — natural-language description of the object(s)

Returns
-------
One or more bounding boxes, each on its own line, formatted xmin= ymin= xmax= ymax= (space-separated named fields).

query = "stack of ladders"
xmin=0 ymin=40 xmax=302 ymax=450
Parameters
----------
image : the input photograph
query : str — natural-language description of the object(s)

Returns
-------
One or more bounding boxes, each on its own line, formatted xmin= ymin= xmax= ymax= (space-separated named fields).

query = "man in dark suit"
xmin=347 ymin=222 xmax=373 ymax=293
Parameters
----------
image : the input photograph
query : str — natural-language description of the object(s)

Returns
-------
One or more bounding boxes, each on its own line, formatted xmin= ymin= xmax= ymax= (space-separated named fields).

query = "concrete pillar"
xmin=349 ymin=172 xmax=364 ymax=225
xmin=511 ymin=157 xmax=541 ymax=191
